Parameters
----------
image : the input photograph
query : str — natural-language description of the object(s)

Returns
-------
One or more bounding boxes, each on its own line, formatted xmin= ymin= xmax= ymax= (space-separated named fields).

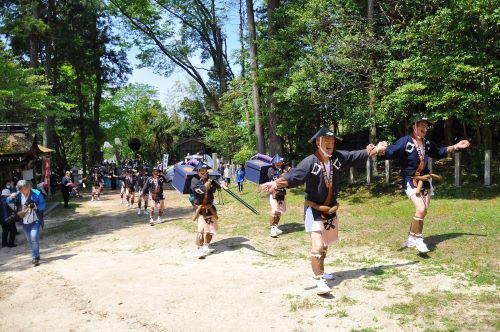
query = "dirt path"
xmin=0 ymin=190 xmax=496 ymax=331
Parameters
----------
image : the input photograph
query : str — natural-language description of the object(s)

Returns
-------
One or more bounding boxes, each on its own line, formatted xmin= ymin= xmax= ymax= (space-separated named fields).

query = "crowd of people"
xmin=1 ymin=115 xmax=471 ymax=296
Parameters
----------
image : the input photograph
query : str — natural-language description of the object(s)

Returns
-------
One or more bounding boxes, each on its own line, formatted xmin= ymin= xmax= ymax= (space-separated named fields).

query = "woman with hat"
xmin=144 ymin=166 xmax=171 ymax=225
xmin=261 ymin=127 xmax=385 ymax=294
xmin=7 ymin=180 xmax=46 ymax=266
xmin=190 ymin=161 xmax=228 ymax=259
xmin=378 ymin=115 xmax=470 ymax=253
xmin=267 ymin=154 xmax=287 ymax=238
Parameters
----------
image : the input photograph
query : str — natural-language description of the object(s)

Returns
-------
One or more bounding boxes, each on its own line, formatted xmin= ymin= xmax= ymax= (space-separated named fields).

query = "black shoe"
xmin=32 ymin=258 xmax=40 ymax=266
xmin=8 ymin=244 xmax=17 ymax=247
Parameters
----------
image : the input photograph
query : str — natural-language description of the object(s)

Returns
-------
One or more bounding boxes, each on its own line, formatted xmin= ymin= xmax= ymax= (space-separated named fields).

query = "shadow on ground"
xmin=304 ymin=261 xmax=419 ymax=291
xmin=211 ymin=236 xmax=275 ymax=257
xmin=425 ymin=232 xmax=487 ymax=252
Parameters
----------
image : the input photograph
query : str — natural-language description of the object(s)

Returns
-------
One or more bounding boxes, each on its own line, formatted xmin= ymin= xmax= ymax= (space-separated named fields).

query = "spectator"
xmin=7 ymin=180 xmax=45 ymax=266
xmin=35 ymin=180 xmax=48 ymax=198
xmin=49 ymin=171 xmax=58 ymax=195
xmin=5 ymin=180 xmax=15 ymax=194
xmin=235 ymin=163 xmax=246 ymax=192
xmin=1 ymin=189 xmax=17 ymax=248
xmin=61 ymin=171 xmax=72 ymax=208
xmin=223 ymin=163 xmax=232 ymax=185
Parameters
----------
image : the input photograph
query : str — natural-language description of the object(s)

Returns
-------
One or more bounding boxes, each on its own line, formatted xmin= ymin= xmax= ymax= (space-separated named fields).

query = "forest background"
xmin=0 ymin=0 xmax=498 ymax=176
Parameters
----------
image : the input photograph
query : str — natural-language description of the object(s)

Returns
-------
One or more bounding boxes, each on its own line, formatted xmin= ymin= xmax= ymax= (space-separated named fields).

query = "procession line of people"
xmin=4 ymin=114 xmax=471 ymax=299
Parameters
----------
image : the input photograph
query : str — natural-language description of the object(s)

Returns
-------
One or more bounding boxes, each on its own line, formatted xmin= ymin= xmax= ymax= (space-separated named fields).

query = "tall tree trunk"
xmin=91 ymin=7 xmax=103 ymax=167
xmin=43 ymin=0 xmax=55 ymax=150
xmin=29 ymin=1 xmax=40 ymax=68
xmin=92 ymin=60 xmax=103 ymax=166
xmin=76 ymin=73 xmax=88 ymax=177
xmin=54 ymin=130 xmax=68 ymax=172
xmin=367 ymin=0 xmax=377 ymax=175
xmin=239 ymin=0 xmax=246 ymax=78
xmin=481 ymin=124 xmax=492 ymax=150
xmin=444 ymin=118 xmax=454 ymax=145
xmin=239 ymin=0 xmax=252 ymax=137
xmin=267 ymin=0 xmax=282 ymax=156
xmin=246 ymin=0 xmax=265 ymax=153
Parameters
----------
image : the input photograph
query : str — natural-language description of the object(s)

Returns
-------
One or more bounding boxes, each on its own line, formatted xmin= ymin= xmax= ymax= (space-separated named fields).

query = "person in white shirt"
xmin=223 ymin=163 xmax=232 ymax=185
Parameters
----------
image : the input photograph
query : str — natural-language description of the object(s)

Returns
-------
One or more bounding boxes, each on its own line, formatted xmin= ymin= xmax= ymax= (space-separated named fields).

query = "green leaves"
xmin=0 ymin=45 xmax=51 ymax=122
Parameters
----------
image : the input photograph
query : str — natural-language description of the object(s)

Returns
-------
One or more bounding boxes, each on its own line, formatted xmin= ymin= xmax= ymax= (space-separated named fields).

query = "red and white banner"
xmin=43 ymin=157 xmax=50 ymax=188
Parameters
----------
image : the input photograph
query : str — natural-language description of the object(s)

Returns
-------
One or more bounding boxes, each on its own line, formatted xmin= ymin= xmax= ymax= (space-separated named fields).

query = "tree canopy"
xmin=0 ymin=0 xmax=497 ymax=173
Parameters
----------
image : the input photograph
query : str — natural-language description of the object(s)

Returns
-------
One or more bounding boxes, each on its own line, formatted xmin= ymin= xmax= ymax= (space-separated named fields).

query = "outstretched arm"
xmin=260 ymin=157 xmax=311 ymax=192
xmin=446 ymin=140 xmax=471 ymax=154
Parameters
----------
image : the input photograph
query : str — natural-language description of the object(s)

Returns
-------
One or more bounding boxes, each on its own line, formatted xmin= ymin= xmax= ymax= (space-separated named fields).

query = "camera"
xmin=25 ymin=199 xmax=36 ymax=209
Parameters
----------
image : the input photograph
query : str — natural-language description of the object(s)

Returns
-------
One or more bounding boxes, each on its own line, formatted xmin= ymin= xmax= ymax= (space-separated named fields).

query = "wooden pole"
xmin=366 ymin=158 xmax=372 ymax=185
xmin=212 ymin=153 xmax=218 ymax=170
xmin=454 ymin=152 xmax=461 ymax=186
xmin=349 ymin=167 xmax=355 ymax=184
xmin=484 ymin=149 xmax=491 ymax=186
xmin=384 ymin=160 xmax=391 ymax=184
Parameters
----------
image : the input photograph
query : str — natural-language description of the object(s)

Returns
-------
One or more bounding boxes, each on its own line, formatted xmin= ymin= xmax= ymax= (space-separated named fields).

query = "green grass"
xmin=219 ymin=180 xmax=499 ymax=287
xmin=131 ymin=243 xmax=155 ymax=253
xmin=289 ymin=296 xmax=318 ymax=312
xmin=383 ymin=289 xmax=500 ymax=330
xmin=325 ymin=309 xmax=349 ymax=318
xmin=213 ymin=179 xmax=499 ymax=330
xmin=339 ymin=295 xmax=358 ymax=306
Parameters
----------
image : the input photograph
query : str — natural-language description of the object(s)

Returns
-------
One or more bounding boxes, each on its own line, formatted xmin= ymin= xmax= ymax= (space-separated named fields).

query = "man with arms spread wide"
xmin=262 ymin=127 xmax=385 ymax=294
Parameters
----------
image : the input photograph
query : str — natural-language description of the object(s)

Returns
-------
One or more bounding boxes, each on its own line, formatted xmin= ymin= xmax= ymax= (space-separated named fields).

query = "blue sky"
xmin=125 ymin=4 xmax=243 ymax=108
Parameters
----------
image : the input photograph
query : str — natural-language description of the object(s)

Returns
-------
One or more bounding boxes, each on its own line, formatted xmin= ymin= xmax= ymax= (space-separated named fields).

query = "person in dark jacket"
xmin=144 ymin=167 xmax=171 ymax=225
xmin=380 ymin=114 xmax=470 ymax=253
xmin=190 ymin=162 xmax=227 ymax=259
xmin=61 ymin=171 xmax=73 ymax=208
xmin=136 ymin=168 xmax=149 ymax=216
xmin=1 ymin=189 xmax=17 ymax=248
xmin=267 ymin=154 xmax=287 ymax=238
xmin=261 ymin=127 xmax=385 ymax=295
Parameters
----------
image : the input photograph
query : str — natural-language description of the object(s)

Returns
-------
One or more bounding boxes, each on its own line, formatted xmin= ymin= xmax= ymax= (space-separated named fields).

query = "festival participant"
xmin=267 ymin=154 xmax=288 ymax=238
xmin=90 ymin=168 xmax=103 ymax=202
xmin=124 ymin=169 xmax=137 ymax=208
xmin=190 ymin=162 xmax=228 ymax=259
xmin=144 ymin=166 xmax=171 ymax=225
xmin=378 ymin=114 xmax=470 ymax=253
xmin=136 ymin=168 xmax=149 ymax=215
xmin=117 ymin=169 xmax=127 ymax=205
xmin=7 ymin=180 xmax=46 ymax=266
xmin=108 ymin=163 xmax=118 ymax=190
xmin=235 ymin=163 xmax=245 ymax=192
xmin=261 ymin=127 xmax=385 ymax=294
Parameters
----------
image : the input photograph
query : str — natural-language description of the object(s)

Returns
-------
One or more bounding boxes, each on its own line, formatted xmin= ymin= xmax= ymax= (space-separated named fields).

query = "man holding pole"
xmin=190 ymin=162 xmax=228 ymax=259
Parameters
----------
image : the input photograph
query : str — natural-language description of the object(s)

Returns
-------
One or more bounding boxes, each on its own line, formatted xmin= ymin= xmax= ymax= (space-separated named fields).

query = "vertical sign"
xmin=43 ymin=157 xmax=50 ymax=189
xmin=162 ymin=154 xmax=169 ymax=171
